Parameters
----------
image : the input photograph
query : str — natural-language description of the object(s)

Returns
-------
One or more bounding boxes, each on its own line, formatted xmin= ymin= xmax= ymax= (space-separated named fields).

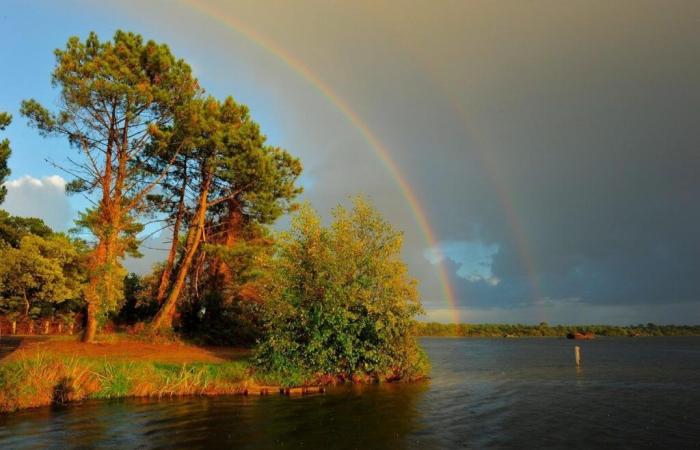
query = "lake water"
xmin=1 ymin=337 xmax=699 ymax=449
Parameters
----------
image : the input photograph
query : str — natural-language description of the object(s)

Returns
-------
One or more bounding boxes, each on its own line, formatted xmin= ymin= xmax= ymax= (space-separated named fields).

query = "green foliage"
xmin=0 ymin=210 xmax=53 ymax=248
xmin=202 ymin=96 xmax=303 ymax=224
xmin=116 ymin=272 xmax=160 ymax=324
xmin=179 ymin=225 xmax=275 ymax=344
xmin=0 ymin=233 xmax=85 ymax=319
xmin=255 ymin=198 xmax=428 ymax=383
xmin=0 ymin=111 xmax=12 ymax=204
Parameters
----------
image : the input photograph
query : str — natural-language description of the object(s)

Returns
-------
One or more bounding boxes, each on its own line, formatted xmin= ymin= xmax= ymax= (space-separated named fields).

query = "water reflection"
xmin=0 ymin=382 xmax=431 ymax=449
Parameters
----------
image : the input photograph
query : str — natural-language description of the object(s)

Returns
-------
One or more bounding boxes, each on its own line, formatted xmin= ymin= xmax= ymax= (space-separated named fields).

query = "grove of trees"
xmin=0 ymin=31 xmax=427 ymax=381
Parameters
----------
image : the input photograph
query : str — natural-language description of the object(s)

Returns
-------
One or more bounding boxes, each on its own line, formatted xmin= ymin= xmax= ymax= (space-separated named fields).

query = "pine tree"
xmin=21 ymin=31 xmax=199 ymax=342
xmin=150 ymin=96 xmax=302 ymax=331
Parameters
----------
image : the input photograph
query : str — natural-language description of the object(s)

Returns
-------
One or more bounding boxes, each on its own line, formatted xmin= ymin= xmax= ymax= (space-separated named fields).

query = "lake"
xmin=1 ymin=337 xmax=699 ymax=449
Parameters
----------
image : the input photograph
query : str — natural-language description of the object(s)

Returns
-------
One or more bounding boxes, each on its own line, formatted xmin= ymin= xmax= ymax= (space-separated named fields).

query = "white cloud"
xmin=3 ymin=175 xmax=74 ymax=231
xmin=424 ymin=240 xmax=500 ymax=284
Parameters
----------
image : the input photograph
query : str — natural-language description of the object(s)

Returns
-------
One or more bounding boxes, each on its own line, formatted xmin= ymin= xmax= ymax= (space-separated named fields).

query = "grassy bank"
xmin=0 ymin=336 xmax=296 ymax=413
xmin=0 ymin=335 xmax=427 ymax=413
xmin=0 ymin=353 xmax=257 ymax=413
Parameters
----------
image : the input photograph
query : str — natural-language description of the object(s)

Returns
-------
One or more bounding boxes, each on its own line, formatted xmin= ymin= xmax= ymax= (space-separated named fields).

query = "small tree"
xmin=0 ymin=234 xmax=84 ymax=326
xmin=255 ymin=198 xmax=428 ymax=383
xmin=0 ymin=211 xmax=53 ymax=248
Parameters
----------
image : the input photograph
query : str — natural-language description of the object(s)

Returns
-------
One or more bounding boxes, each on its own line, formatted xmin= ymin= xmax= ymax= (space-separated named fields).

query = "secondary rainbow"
xmin=180 ymin=0 xmax=460 ymax=322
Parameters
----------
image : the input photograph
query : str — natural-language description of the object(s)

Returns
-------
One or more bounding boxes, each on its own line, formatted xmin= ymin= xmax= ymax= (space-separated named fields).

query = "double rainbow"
xmin=180 ymin=0 xmax=461 ymax=322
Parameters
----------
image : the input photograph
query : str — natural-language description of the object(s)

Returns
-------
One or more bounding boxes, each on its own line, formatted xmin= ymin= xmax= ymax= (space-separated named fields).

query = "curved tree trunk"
xmin=151 ymin=172 xmax=211 ymax=331
xmin=156 ymin=164 xmax=188 ymax=305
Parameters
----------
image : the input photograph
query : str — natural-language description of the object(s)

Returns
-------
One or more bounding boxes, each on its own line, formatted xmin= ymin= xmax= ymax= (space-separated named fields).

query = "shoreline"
xmin=0 ymin=354 xmax=330 ymax=414
xmin=0 ymin=336 xmax=425 ymax=414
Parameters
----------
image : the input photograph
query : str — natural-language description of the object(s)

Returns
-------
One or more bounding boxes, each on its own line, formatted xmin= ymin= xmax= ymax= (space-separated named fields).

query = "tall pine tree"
xmin=150 ymin=96 xmax=302 ymax=331
xmin=21 ymin=31 xmax=199 ymax=342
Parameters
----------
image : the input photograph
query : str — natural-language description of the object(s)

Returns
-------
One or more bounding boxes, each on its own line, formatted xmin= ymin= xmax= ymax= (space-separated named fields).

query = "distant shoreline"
xmin=414 ymin=322 xmax=700 ymax=338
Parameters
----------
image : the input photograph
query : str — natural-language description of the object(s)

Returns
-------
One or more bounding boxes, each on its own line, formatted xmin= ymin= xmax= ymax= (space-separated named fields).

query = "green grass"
xmin=0 ymin=353 xmax=255 ymax=413
xmin=252 ymin=366 xmax=311 ymax=389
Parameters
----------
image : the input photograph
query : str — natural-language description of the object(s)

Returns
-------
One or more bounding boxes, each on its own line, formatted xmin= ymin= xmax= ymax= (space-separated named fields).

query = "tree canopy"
xmin=0 ymin=232 xmax=84 ymax=320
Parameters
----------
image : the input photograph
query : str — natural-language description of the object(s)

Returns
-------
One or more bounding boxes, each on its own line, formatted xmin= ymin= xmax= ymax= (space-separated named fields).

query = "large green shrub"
xmin=255 ymin=198 xmax=428 ymax=383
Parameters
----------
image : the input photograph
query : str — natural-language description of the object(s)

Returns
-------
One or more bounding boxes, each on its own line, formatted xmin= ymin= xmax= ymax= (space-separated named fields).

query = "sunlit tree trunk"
xmin=151 ymin=172 xmax=211 ymax=330
xmin=156 ymin=167 xmax=188 ymax=305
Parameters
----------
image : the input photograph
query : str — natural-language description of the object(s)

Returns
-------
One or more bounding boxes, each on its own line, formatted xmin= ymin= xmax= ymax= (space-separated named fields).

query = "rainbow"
xmin=447 ymin=102 xmax=543 ymax=306
xmin=378 ymin=40 xmax=544 ymax=310
xmin=179 ymin=0 xmax=461 ymax=322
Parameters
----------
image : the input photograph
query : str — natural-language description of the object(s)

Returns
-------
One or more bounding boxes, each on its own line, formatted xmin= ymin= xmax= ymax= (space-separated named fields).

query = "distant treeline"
xmin=415 ymin=322 xmax=700 ymax=337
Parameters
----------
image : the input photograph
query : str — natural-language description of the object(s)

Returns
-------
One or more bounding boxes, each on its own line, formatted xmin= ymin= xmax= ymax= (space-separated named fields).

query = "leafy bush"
xmin=255 ymin=198 xmax=428 ymax=383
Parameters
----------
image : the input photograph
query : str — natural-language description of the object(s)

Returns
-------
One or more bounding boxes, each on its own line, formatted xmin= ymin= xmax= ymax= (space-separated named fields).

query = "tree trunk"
xmin=82 ymin=241 xmax=107 ymax=343
xmin=23 ymin=290 xmax=29 ymax=318
xmin=156 ymin=166 xmax=188 ymax=305
xmin=11 ymin=321 xmax=16 ymax=335
xmin=83 ymin=302 xmax=98 ymax=343
xmin=82 ymin=110 xmax=120 ymax=344
xmin=151 ymin=173 xmax=211 ymax=331
xmin=43 ymin=320 xmax=50 ymax=335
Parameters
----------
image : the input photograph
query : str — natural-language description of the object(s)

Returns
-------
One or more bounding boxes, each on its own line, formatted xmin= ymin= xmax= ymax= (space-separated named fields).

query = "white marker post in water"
xmin=575 ymin=345 xmax=581 ymax=367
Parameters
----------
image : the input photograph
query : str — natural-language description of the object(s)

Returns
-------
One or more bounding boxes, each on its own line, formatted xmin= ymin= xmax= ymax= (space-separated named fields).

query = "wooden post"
xmin=574 ymin=345 xmax=581 ymax=367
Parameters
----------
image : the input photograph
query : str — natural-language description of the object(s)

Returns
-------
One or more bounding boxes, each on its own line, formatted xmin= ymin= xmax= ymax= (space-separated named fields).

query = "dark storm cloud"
xmin=13 ymin=0 xmax=699 ymax=321
xmin=416 ymin=2 xmax=700 ymax=311
xmin=127 ymin=0 xmax=700 ymax=319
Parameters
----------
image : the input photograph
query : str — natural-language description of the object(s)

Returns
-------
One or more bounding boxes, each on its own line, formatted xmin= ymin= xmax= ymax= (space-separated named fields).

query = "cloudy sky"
xmin=1 ymin=0 xmax=699 ymax=324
